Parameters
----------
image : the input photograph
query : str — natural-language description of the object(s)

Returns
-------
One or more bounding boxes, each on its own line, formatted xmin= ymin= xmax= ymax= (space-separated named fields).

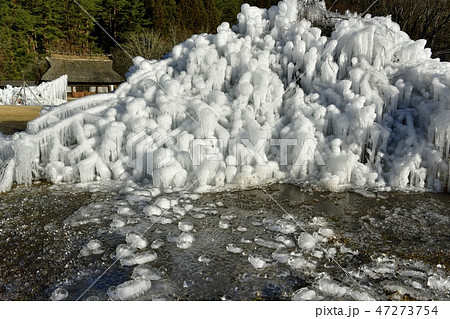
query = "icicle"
xmin=13 ymin=139 xmax=35 ymax=186
xmin=0 ymin=158 xmax=15 ymax=193
xmin=78 ymin=152 xmax=98 ymax=183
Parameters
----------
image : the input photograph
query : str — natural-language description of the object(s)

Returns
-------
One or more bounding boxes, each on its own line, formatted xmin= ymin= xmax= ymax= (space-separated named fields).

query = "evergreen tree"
xmin=97 ymin=0 xmax=146 ymax=48
xmin=215 ymin=0 xmax=243 ymax=24
xmin=0 ymin=0 xmax=39 ymax=80
xmin=150 ymin=0 xmax=165 ymax=30
xmin=178 ymin=0 xmax=208 ymax=33
xmin=249 ymin=0 xmax=279 ymax=9
xmin=203 ymin=0 xmax=220 ymax=32
xmin=56 ymin=0 xmax=101 ymax=53
xmin=161 ymin=0 xmax=180 ymax=33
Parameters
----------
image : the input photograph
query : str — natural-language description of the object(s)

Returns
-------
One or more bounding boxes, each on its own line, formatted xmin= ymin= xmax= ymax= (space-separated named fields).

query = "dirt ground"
xmin=0 ymin=105 xmax=42 ymax=135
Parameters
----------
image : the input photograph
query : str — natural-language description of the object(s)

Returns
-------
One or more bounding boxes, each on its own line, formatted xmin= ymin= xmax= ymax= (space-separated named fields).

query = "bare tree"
xmin=112 ymin=27 xmax=193 ymax=76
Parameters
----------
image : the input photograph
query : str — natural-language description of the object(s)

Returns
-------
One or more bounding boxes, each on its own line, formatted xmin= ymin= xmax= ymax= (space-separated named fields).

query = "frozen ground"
xmin=0 ymin=182 xmax=448 ymax=300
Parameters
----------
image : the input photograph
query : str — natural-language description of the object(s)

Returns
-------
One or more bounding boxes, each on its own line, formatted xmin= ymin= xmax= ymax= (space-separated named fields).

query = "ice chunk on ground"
xmin=173 ymin=206 xmax=186 ymax=216
xmin=143 ymin=205 xmax=163 ymax=217
xmin=198 ymin=255 xmax=212 ymax=264
xmin=221 ymin=213 xmax=236 ymax=221
xmin=298 ymin=232 xmax=316 ymax=250
xmin=176 ymin=232 xmax=194 ymax=249
xmin=276 ymin=219 xmax=297 ymax=234
xmin=275 ymin=235 xmax=296 ymax=248
xmin=327 ymin=247 xmax=337 ymax=259
xmin=318 ymin=228 xmax=334 ymax=238
xmin=80 ymin=239 xmax=104 ymax=256
xmin=292 ymin=288 xmax=317 ymax=301
xmin=312 ymin=250 xmax=323 ymax=259
xmin=218 ymin=221 xmax=230 ymax=229
xmin=427 ymin=274 xmax=450 ymax=292
xmin=178 ymin=221 xmax=194 ymax=232
xmin=311 ymin=217 xmax=327 ymax=226
xmin=108 ymin=278 xmax=152 ymax=300
xmin=272 ymin=248 xmax=290 ymax=263
xmin=117 ymin=207 xmax=134 ymax=216
xmin=254 ymin=236 xmax=285 ymax=249
xmin=120 ymin=251 xmax=158 ymax=266
xmin=116 ymin=244 xmax=136 ymax=259
xmin=183 ymin=280 xmax=194 ymax=288
xmin=151 ymin=238 xmax=164 ymax=249
xmin=51 ymin=288 xmax=69 ymax=301
xmin=126 ymin=232 xmax=148 ymax=249
xmin=317 ymin=276 xmax=349 ymax=297
xmin=248 ymin=255 xmax=267 ymax=269
xmin=110 ymin=217 xmax=126 ymax=228
xmin=148 ymin=215 xmax=173 ymax=224
xmin=288 ymin=256 xmax=311 ymax=270
xmin=226 ymin=244 xmax=243 ymax=254
xmin=87 ymin=239 xmax=101 ymax=250
xmin=154 ymin=197 xmax=172 ymax=210
xmin=350 ymin=290 xmax=375 ymax=301
xmin=132 ymin=265 xmax=164 ymax=281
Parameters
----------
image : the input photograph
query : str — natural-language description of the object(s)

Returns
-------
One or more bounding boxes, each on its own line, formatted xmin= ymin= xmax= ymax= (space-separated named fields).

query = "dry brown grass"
xmin=0 ymin=105 xmax=42 ymax=135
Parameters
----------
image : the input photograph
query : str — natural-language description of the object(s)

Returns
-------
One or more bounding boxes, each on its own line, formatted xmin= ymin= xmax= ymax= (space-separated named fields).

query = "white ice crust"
xmin=1 ymin=0 xmax=449 ymax=193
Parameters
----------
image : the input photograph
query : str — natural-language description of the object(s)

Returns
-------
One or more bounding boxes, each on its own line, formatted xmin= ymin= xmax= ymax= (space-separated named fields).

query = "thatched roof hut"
xmin=42 ymin=54 xmax=124 ymax=84
xmin=41 ymin=54 xmax=124 ymax=98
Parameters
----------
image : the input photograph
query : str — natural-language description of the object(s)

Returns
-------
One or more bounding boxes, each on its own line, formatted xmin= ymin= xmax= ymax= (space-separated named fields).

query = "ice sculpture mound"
xmin=0 ymin=75 xmax=68 ymax=106
xmin=1 ymin=0 xmax=449 ymax=193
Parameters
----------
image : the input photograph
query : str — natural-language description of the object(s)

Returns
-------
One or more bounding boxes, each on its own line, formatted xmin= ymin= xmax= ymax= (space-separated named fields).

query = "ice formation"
xmin=57 ymin=182 xmax=448 ymax=300
xmin=51 ymin=287 xmax=69 ymax=301
xmin=132 ymin=265 xmax=164 ymax=281
xmin=292 ymin=287 xmax=317 ymax=300
xmin=178 ymin=221 xmax=194 ymax=232
xmin=120 ymin=251 xmax=157 ymax=266
xmin=248 ymin=255 xmax=267 ymax=269
xmin=0 ymin=75 xmax=67 ymax=106
xmin=298 ymin=232 xmax=316 ymax=250
xmin=151 ymin=238 xmax=164 ymax=249
xmin=126 ymin=232 xmax=148 ymax=249
xmin=1 ymin=0 xmax=449 ymax=193
xmin=107 ymin=278 xmax=152 ymax=300
xmin=226 ymin=243 xmax=244 ymax=254
xmin=80 ymin=239 xmax=104 ymax=256
xmin=176 ymin=232 xmax=194 ymax=249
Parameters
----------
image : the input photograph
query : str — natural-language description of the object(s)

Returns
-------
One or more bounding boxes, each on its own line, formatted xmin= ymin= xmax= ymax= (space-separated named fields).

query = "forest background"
xmin=0 ymin=0 xmax=448 ymax=81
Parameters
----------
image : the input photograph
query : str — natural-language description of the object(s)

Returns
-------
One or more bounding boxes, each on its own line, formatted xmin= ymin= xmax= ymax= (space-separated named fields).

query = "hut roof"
xmin=41 ymin=54 xmax=124 ymax=84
